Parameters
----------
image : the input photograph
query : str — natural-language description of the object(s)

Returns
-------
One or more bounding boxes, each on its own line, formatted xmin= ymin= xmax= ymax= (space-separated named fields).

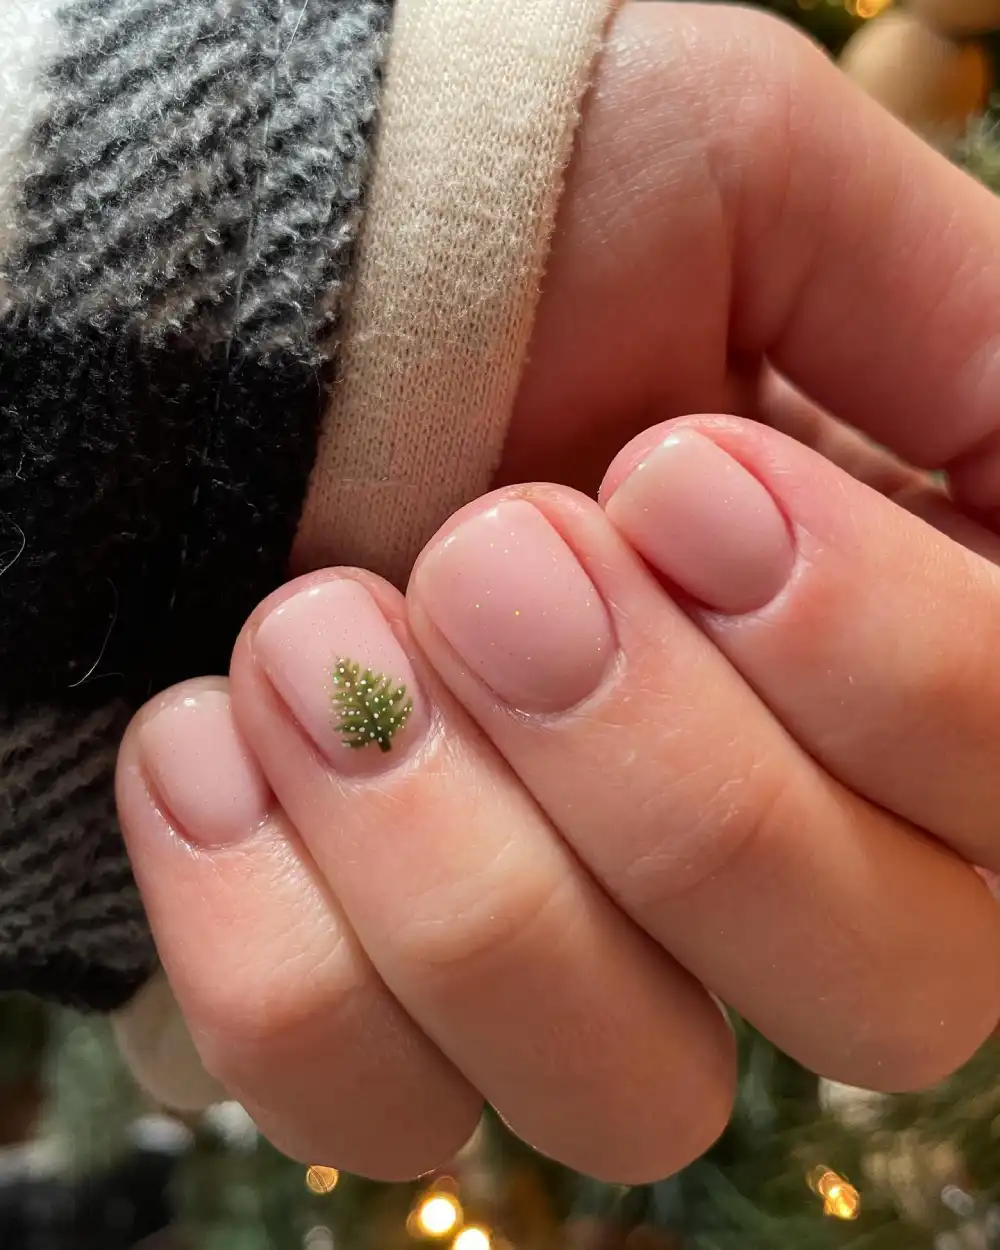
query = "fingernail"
xmin=139 ymin=689 xmax=272 ymax=846
xmin=604 ymin=431 xmax=793 ymax=614
xmin=254 ymin=579 xmax=426 ymax=775
xmin=413 ymin=499 xmax=613 ymax=713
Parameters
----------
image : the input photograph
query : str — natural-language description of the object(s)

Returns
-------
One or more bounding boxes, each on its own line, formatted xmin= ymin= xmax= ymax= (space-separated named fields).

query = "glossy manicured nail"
xmin=254 ymin=579 xmax=426 ymax=775
xmin=604 ymin=431 xmax=794 ymax=614
xmin=413 ymin=500 xmax=614 ymax=713
xmin=139 ymin=689 xmax=271 ymax=846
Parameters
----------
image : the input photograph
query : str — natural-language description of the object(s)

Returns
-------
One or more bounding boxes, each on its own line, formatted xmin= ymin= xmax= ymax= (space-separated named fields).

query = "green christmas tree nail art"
xmin=331 ymin=658 xmax=413 ymax=753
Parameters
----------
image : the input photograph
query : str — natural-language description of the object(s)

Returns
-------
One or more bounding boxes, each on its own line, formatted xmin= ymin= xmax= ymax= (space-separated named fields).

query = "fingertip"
xmin=129 ymin=683 xmax=272 ymax=851
xmin=113 ymin=970 xmax=228 ymax=1113
xmin=600 ymin=415 xmax=775 ymax=507
xmin=120 ymin=676 xmax=230 ymax=749
xmin=599 ymin=424 xmax=669 ymax=506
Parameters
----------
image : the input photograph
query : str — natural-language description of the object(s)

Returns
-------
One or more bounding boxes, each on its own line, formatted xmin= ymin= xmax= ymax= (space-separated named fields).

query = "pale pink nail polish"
xmin=254 ymin=579 xmax=426 ymax=775
xmin=140 ymin=689 xmax=271 ymax=846
xmin=604 ymin=431 xmax=794 ymax=615
xmin=414 ymin=500 xmax=614 ymax=713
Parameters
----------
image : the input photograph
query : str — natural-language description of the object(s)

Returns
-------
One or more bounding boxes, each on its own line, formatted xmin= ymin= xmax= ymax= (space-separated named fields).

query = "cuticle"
xmin=138 ymin=760 xmax=271 ymax=851
xmin=500 ymin=637 xmax=626 ymax=726
xmin=137 ymin=761 xmax=199 ymax=849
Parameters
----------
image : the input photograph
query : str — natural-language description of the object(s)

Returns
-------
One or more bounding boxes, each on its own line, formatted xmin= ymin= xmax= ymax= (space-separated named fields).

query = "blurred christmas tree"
xmin=4 ymin=4 xmax=1000 ymax=1249
xmin=7 ymin=995 xmax=1000 ymax=1250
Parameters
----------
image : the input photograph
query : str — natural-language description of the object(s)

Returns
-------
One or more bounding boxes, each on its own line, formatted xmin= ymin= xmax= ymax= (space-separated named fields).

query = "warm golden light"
xmin=454 ymin=1229 xmax=491 ymax=1250
xmin=824 ymin=1181 xmax=861 ymax=1220
xmin=808 ymin=1167 xmax=861 ymax=1220
xmin=853 ymin=0 xmax=892 ymax=16
xmin=416 ymin=1194 xmax=463 ymax=1237
xmin=305 ymin=1166 xmax=340 ymax=1195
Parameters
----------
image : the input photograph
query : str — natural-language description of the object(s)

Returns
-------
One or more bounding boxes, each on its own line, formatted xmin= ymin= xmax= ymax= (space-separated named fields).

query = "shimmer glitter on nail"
xmin=413 ymin=500 xmax=615 ymax=713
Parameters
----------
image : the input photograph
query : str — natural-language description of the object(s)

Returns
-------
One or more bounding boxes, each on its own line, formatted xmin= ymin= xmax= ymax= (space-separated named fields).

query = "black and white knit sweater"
xmin=0 ymin=0 xmax=616 ymax=1050
xmin=0 ymin=0 xmax=391 ymax=1012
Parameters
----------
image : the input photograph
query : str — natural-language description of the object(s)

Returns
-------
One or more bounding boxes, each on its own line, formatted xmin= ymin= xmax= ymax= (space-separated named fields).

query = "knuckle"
xmin=683 ymin=5 xmax=841 ymax=336
xmin=677 ymin=2 xmax=827 ymax=149
xmin=614 ymin=750 xmax=795 ymax=912
xmin=601 ymin=1 xmax=825 ymax=193
xmin=715 ymin=3 xmax=829 ymax=119
xmin=562 ymin=1099 xmax=732 ymax=1187
xmin=838 ymin=953 xmax=1000 ymax=1095
xmin=837 ymin=1014 xmax=992 ymax=1096
xmin=189 ymin=934 xmax=365 ymax=1083
xmin=392 ymin=864 xmax=574 ymax=994
xmin=593 ymin=1073 xmax=734 ymax=1186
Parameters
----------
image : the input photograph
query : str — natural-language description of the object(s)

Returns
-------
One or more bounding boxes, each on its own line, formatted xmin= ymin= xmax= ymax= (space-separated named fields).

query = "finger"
xmin=756 ymin=371 xmax=927 ymax=499
xmin=758 ymin=372 xmax=1000 ymax=564
xmin=508 ymin=1 xmax=1000 ymax=510
xmin=407 ymin=488 xmax=1000 ymax=1091
xmin=116 ymin=679 xmax=480 ymax=1179
xmin=113 ymin=969 xmax=228 ymax=1114
xmin=600 ymin=415 xmax=1000 ymax=872
xmin=229 ymin=571 xmax=735 ymax=1183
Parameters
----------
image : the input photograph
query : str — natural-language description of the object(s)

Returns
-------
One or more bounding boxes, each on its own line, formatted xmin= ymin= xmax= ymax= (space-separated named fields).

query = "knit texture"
xmin=293 ymin=0 xmax=622 ymax=587
xmin=0 ymin=0 xmax=391 ymax=1011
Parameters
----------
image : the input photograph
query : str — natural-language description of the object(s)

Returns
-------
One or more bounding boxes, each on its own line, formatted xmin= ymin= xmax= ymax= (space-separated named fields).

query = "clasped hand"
xmin=115 ymin=3 xmax=1000 ymax=1184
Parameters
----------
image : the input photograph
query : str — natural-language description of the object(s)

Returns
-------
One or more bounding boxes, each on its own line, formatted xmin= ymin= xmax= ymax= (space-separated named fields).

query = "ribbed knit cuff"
xmin=294 ymin=0 xmax=623 ymax=587
xmin=0 ymin=0 xmax=392 ymax=1011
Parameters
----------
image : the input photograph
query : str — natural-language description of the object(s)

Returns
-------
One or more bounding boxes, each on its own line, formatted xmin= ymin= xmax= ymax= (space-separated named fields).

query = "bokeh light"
xmin=416 ymin=1193 xmax=463 ymax=1238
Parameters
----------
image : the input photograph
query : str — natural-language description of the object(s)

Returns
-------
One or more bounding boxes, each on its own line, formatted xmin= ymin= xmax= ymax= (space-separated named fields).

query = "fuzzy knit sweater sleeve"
xmin=0 ymin=0 xmax=616 ymax=1034
xmin=0 ymin=0 xmax=393 ymax=1013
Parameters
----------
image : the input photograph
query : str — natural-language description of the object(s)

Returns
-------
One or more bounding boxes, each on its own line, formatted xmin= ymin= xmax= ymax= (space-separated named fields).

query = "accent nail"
xmin=139 ymin=689 xmax=271 ymax=846
xmin=604 ymin=431 xmax=794 ymax=614
xmin=254 ymin=579 xmax=426 ymax=775
xmin=413 ymin=500 xmax=614 ymax=713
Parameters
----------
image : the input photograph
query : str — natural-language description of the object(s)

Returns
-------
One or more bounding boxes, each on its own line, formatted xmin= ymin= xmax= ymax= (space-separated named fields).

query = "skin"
xmin=117 ymin=3 xmax=1000 ymax=1182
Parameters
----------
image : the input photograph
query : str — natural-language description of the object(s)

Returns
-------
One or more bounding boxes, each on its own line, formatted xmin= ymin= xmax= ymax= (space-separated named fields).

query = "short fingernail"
xmin=604 ymin=431 xmax=794 ymax=614
xmin=413 ymin=499 xmax=614 ymax=713
xmin=139 ymin=689 xmax=272 ymax=847
xmin=254 ymin=579 xmax=426 ymax=774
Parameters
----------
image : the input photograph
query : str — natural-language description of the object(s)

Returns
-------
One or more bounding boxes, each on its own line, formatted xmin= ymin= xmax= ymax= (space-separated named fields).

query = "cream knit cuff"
xmin=293 ymin=0 xmax=621 ymax=585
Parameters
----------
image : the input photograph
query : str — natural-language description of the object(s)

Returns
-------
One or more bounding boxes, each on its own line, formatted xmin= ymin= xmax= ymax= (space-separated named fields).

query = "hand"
xmin=115 ymin=0 xmax=1000 ymax=1184
xmin=499 ymin=1 xmax=1000 ymax=526
xmin=116 ymin=408 xmax=1000 ymax=1182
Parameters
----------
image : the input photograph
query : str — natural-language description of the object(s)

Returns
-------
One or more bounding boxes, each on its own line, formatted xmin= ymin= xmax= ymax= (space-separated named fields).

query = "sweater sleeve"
xmin=0 ymin=0 xmax=392 ymax=1012
xmin=294 ymin=0 xmax=622 ymax=587
xmin=0 ymin=0 xmax=617 ymax=1068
